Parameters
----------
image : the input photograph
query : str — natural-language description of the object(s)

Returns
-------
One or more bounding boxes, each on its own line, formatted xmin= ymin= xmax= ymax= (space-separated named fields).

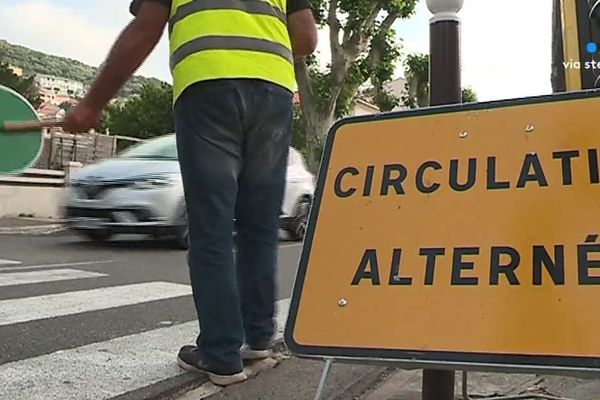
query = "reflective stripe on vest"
xmin=169 ymin=0 xmax=287 ymax=34
xmin=170 ymin=36 xmax=293 ymax=70
xmin=169 ymin=0 xmax=296 ymax=102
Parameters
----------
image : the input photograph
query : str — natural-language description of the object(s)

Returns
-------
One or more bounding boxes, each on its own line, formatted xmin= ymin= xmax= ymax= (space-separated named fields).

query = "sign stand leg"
xmin=422 ymin=369 xmax=455 ymax=400
xmin=313 ymin=358 xmax=334 ymax=400
xmin=462 ymin=371 xmax=470 ymax=400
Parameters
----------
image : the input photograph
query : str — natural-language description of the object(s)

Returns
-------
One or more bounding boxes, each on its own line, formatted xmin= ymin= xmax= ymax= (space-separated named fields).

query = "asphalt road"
xmin=0 ymin=231 xmax=303 ymax=400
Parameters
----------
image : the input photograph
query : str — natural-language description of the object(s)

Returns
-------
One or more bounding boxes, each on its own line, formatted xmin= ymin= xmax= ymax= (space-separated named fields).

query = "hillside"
xmin=0 ymin=39 xmax=166 ymax=98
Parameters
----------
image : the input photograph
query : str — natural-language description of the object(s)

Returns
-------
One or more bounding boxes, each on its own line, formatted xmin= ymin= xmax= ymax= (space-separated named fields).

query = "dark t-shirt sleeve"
xmin=287 ymin=0 xmax=311 ymax=15
xmin=130 ymin=0 xmax=310 ymax=17
xmin=130 ymin=0 xmax=171 ymax=16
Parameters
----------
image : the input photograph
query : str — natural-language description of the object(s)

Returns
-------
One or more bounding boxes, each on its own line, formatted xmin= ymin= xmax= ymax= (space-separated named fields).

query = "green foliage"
xmin=334 ymin=61 xmax=367 ymax=117
xmin=295 ymin=0 xmax=420 ymax=172
xmin=101 ymin=83 xmax=174 ymax=138
xmin=292 ymin=105 xmax=307 ymax=155
xmin=461 ymin=86 xmax=478 ymax=103
xmin=402 ymin=53 xmax=429 ymax=108
xmin=305 ymin=55 xmax=335 ymax=114
xmin=311 ymin=27 xmax=407 ymax=116
xmin=402 ymin=52 xmax=479 ymax=108
xmin=365 ymin=29 xmax=402 ymax=112
xmin=336 ymin=0 xmax=418 ymax=32
xmin=0 ymin=62 xmax=41 ymax=108
xmin=0 ymin=39 xmax=164 ymax=98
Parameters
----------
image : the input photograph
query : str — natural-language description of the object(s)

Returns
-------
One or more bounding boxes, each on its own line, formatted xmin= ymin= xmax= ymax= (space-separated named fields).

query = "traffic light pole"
xmin=422 ymin=1 xmax=463 ymax=399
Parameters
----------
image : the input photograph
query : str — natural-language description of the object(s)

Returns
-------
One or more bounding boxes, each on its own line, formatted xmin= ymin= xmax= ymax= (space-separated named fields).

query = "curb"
xmin=0 ymin=224 xmax=66 ymax=235
xmin=176 ymin=346 xmax=290 ymax=400
xmin=123 ymin=342 xmax=290 ymax=400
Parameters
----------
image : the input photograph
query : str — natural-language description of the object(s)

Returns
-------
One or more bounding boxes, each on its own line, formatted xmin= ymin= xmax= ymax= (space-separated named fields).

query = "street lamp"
xmin=426 ymin=0 xmax=464 ymax=106
xmin=420 ymin=2 xmax=463 ymax=400
xmin=426 ymin=0 xmax=464 ymax=22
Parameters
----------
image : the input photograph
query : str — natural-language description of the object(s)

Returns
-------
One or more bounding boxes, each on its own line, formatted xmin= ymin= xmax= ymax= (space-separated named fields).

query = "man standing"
xmin=63 ymin=0 xmax=317 ymax=387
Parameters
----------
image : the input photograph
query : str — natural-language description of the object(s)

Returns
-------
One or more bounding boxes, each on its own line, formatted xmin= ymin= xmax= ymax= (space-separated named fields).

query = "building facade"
xmin=8 ymin=65 xmax=23 ymax=77
xmin=348 ymin=98 xmax=380 ymax=116
xmin=386 ymin=77 xmax=408 ymax=112
xmin=293 ymin=93 xmax=381 ymax=117
xmin=34 ymin=74 xmax=85 ymax=98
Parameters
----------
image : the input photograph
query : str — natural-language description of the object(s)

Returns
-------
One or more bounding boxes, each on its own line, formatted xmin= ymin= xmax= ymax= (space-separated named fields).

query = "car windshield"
xmin=119 ymin=135 xmax=178 ymax=160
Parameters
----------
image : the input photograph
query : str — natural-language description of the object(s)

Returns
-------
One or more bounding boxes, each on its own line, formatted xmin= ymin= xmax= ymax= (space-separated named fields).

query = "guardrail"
xmin=0 ymin=168 xmax=66 ymax=186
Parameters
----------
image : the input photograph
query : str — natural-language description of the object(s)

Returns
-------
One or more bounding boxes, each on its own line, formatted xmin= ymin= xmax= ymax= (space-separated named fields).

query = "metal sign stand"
xmin=313 ymin=358 xmax=334 ymax=400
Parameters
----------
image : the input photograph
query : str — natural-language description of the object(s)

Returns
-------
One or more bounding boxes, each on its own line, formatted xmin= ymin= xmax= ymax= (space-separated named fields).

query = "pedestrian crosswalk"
xmin=0 ymin=281 xmax=193 ymax=326
xmin=0 ymin=263 xmax=291 ymax=400
xmin=0 ymin=258 xmax=21 ymax=266
xmin=0 ymin=269 xmax=107 ymax=288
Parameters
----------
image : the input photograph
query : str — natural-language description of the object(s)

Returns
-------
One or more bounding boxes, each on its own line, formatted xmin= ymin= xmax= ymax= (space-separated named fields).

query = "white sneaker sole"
xmin=241 ymin=348 xmax=273 ymax=360
xmin=177 ymin=358 xmax=248 ymax=386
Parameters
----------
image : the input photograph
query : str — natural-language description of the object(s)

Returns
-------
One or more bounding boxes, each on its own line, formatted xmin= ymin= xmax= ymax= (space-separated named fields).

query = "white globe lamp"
xmin=426 ymin=0 xmax=464 ymax=23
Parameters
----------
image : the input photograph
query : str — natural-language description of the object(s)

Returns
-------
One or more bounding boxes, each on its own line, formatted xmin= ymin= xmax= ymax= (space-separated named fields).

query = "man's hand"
xmin=63 ymin=1 xmax=169 ymax=133
xmin=62 ymin=101 xmax=103 ymax=134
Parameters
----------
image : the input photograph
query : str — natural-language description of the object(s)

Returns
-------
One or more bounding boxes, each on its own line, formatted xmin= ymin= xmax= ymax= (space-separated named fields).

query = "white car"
xmin=62 ymin=134 xmax=314 ymax=249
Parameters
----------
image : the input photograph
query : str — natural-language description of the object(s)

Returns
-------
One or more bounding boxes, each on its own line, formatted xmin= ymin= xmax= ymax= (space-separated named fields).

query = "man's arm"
xmin=63 ymin=1 xmax=169 ymax=132
xmin=286 ymin=0 xmax=318 ymax=58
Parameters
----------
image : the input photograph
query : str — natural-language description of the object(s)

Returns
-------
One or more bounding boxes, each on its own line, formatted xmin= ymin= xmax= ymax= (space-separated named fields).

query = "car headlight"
xmin=131 ymin=174 xmax=177 ymax=190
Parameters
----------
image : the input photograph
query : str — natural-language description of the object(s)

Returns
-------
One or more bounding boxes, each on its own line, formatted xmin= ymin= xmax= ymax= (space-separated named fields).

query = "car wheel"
xmin=291 ymin=197 xmax=311 ymax=241
xmin=83 ymin=230 xmax=112 ymax=243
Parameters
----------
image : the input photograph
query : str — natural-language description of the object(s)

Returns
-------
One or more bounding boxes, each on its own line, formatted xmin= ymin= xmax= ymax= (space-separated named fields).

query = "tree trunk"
xmin=295 ymin=59 xmax=337 ymax=174
xmin=304 ymin=114 xmax=334 ymax=173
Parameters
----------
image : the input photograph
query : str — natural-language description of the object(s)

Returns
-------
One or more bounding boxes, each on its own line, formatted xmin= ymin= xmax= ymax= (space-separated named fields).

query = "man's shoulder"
xmin=130 ymin=0 xmax=309 ymax=17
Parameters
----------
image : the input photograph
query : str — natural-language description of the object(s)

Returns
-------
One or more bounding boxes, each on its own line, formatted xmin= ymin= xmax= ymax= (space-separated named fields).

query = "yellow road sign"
xmin=285 ymin=90 xmax=600 ymax=374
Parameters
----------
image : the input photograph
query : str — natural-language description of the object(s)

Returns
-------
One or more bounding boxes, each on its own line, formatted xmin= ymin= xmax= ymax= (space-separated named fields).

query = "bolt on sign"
xmin=285 ymin=90 xmax=600 ymax=375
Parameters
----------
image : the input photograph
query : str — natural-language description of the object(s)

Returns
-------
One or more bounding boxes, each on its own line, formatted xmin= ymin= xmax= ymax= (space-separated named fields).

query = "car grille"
xmin=72 ymin=182 xmax=129 ymax=200
xmin=66 ymin=207 xmax=114 ymax=220
xmin=65 ymin=207 xmax=154 ymax=223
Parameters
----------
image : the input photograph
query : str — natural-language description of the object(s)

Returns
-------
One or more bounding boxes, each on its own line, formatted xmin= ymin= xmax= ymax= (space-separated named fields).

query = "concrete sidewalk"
xmin=362 ymin=369 xmax=600 ymax=400
xmin=173 ymin=350 xmax=600 ymax=400
xmin=173 ymin=348 xmax=390 ymax=400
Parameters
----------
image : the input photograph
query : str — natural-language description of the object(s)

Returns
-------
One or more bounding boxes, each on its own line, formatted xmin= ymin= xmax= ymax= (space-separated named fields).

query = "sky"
xmin=0 ymin=0 xmax=552 ymax=102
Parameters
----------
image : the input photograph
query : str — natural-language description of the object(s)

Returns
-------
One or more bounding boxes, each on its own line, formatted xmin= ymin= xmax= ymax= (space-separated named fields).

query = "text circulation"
xmin=334 ymin=149 xmax=600 ymax=198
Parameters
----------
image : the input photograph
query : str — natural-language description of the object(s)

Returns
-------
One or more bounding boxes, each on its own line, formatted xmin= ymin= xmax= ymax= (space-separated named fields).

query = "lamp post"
xmin=422 ymin=1 xmax=463 ymax=399
xmin=427 ymin=0 xmax=463 ymax=106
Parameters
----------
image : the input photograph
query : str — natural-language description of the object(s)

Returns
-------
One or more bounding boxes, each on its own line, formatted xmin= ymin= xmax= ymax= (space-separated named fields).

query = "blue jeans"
xmin=174 ymin=79 xmax=293 ymax=371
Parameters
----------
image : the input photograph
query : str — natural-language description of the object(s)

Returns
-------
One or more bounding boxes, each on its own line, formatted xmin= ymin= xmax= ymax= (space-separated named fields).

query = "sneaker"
xmin=241 ymin=341 xmax=273 ymax=360
xmin=177 ymin=345 xmax=247 ymax=386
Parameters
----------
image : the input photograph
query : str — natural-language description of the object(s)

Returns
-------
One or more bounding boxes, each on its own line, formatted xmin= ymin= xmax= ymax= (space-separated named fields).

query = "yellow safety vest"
xmin=169 ymin=0 xmax=297 ymax=103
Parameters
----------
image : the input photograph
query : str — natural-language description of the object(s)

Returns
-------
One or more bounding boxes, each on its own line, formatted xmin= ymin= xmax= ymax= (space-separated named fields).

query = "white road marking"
xmin=0 ymin=269 xmax=107 ymax=288
xmin=0 ymin=282 xmax=192 ymax=327
xmin=0 ymin=260 xmax=114 ymax=272
xmin=0 ymin=258 xmax=21 ymax=266
xmin=0 ymin=298 xmax=291 ymax=400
